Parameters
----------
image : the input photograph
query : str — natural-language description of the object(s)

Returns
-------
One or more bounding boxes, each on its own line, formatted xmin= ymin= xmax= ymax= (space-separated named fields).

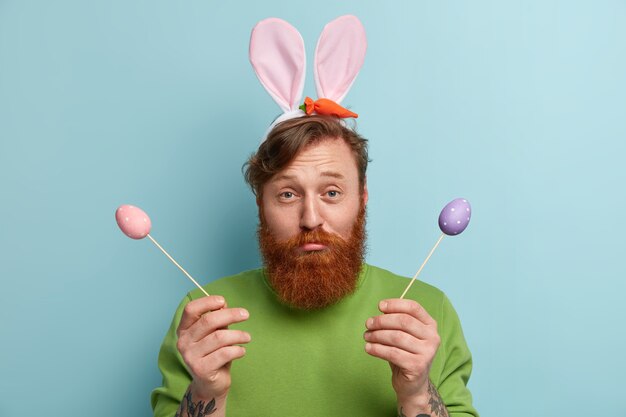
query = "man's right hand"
xmin=176 ymin=295 xmax=251 ymax=401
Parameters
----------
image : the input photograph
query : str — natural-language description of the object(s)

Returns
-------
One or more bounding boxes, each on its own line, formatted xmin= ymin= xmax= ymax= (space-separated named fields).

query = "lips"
xmin=300 ymin=242 xmax=328 ymax=251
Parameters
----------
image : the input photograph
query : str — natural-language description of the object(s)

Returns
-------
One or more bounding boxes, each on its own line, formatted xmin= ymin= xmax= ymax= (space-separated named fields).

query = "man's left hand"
xmin=364 ymin=298 xmax=441 ymax=403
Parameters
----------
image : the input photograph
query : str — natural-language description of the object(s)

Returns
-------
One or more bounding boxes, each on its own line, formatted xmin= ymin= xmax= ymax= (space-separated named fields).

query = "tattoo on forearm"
xmin=397 ymin=381 xmax=449 ymax=417
xmin=174 ymin=389 xmax=217 ymax=417
xmin=397 ymin=406 xmax=430 ymax=417
xmin=427 ymin=380 xmax=449 ymax=417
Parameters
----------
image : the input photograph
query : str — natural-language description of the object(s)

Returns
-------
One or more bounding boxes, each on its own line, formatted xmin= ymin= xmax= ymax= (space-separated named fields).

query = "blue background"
xmin=1 ymin=1 xmax=625 ymax=415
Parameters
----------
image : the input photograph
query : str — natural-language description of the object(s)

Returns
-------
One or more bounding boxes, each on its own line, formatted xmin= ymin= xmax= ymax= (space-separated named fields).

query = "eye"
xmin=326 ymin=190 xmax=340 ymax=198
xmin=280 ymin=191 xmax=294 ymax=199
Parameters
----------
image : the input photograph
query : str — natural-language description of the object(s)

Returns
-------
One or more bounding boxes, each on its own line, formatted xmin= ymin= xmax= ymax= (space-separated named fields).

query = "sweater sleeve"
xmin=437 ymin=293 xmax=480 ymax=417
xmin=151 ymin=294 xmax=193 ymax=417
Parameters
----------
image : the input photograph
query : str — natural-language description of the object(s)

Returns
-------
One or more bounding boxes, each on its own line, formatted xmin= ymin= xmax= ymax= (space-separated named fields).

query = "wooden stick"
xmin=400 ymin=233 xmax=445 ymax=299
xmin=147 ymin=234 xmax=210 ymax=297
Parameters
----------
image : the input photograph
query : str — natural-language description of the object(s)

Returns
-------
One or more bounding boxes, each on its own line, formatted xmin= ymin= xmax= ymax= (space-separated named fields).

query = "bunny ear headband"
xmin=249 ymin=15 xmax=367 ymax=141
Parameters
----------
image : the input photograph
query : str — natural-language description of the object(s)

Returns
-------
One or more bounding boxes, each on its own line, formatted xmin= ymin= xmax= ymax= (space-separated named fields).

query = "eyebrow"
xmin=273 ymin=174 xmax=296 ymax=182
xmin=320 ymin=171 xmax=345 ymax=180
xmin=273 ymin=171 xmax=345 ymax=182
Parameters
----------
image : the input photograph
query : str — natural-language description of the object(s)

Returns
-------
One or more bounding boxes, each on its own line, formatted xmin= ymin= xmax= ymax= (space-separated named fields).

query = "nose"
xmin=299 ymin=197 xmax=323 ymax=231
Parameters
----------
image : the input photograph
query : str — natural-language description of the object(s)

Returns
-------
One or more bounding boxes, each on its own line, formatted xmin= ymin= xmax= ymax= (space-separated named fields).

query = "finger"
xmin=178 ymin=296 xmax=227 ymax=331
xmin=364 ymin=342 xmax=417 ymax=369
xmin=378 ymin=299 xmax=436 ymax=325
xmin=366 ymin=313 xmax=431 ymax=340
xmin=363 ymin=330 xmax=424 ymax=355
xmin=189 ymin=329 xmax=252 ymax=358
xmin=201 ymin=345 xmax=247 ymax=372
xmin=186 ymin=307 xmax=250 ymax=342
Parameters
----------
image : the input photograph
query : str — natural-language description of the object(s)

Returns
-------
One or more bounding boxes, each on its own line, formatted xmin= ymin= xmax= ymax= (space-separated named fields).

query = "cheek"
xmin=328 ymin=200 xmax=362 ymax=238
xmin=262 ymin=205 xmax=299 ymax=240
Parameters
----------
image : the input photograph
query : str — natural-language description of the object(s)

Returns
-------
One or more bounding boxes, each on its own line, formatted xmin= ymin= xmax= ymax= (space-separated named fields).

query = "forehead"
xmin=272 ymin=139 xmax=359 ymax=183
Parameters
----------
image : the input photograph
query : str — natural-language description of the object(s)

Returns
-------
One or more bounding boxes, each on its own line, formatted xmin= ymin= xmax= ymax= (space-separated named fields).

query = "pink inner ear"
xmin=250 ymin=18 xmax=306 ymax=112
xmin=314 ymin=15 xmax=367 ymax=104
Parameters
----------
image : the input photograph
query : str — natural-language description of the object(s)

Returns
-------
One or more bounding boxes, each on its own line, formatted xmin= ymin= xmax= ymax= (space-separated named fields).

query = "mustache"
xmin=283 ymin=228 xmax=347 ymax=247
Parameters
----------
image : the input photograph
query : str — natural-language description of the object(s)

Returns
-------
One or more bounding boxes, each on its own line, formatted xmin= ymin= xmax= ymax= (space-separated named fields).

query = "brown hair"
xmin=243 ymin=115 xmax=369 ymax=196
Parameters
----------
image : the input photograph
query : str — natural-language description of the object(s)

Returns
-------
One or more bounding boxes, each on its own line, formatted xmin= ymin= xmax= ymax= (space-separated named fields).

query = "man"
xmin=151 ymin=116 xmax=479 ymax=417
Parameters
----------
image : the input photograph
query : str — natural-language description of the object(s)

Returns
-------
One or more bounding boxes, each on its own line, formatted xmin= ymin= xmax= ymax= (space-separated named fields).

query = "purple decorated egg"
xmin=438 ymin=198 xmax=471 ymax=236
xmin=115 ymin=204 xmax=152 ymax=239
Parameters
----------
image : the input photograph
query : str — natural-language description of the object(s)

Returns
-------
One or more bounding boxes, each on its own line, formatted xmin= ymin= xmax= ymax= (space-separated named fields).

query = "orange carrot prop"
xmin=299 ymin=97 xmax=358 ymax=118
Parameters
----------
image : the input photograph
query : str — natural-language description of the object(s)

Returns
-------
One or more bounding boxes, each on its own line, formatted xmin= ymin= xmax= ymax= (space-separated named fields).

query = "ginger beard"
xmin=258 ymin=204 xmax=367 ymax=310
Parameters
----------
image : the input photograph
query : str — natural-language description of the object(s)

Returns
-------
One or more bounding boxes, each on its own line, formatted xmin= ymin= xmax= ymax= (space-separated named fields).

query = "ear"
xmin=361 ymin=178 xmax=369 ymax=206
xmin=249 ymin=18 xmax=306 ymax=112
xmin=256 ymin=195 xmax=266 ymax=224
xmin=314 ymin=15 xmax=367 ymax=104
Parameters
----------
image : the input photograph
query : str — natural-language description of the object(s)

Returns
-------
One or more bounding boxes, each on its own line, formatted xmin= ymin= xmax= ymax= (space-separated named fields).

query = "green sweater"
xmin=151 ymin=264 xmax=479 ymax=416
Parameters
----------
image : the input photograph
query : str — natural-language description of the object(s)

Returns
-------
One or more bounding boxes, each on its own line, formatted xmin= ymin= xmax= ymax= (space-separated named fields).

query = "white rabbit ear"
xmin=249 ymin=18 xmax=306 ymax=112
xmin=314 ymin=15 xmax=367 ymax=104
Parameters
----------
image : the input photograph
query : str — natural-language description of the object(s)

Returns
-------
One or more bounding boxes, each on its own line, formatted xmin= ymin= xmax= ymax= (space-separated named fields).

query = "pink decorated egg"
xmin=115 ymin=204 xmax=151 ymax=239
